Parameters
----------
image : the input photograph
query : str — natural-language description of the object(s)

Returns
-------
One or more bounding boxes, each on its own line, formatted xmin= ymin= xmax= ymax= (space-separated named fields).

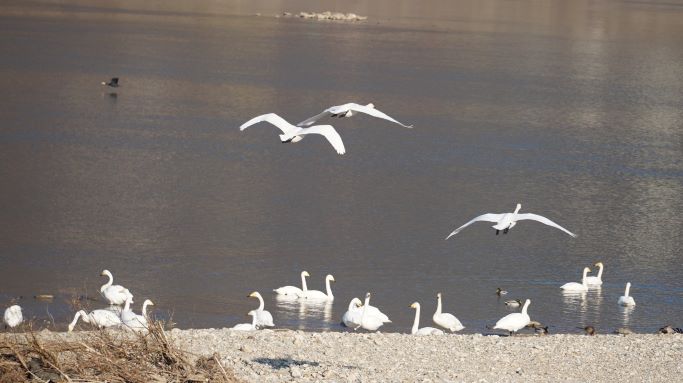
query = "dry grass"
xmin=0 ymin=321 xmax=241 ymax=382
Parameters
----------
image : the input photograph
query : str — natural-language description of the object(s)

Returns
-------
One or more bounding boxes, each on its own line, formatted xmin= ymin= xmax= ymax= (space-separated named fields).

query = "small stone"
xmin=290 ymin=366 xmax=302 ymax=378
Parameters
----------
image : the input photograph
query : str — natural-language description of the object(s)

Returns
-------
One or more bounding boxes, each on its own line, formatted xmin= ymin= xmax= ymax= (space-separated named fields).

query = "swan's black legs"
xmin=496 ymin=230 xmax=499 ymax=235
xmin=503 ymin=228 xmax=509 ymax=234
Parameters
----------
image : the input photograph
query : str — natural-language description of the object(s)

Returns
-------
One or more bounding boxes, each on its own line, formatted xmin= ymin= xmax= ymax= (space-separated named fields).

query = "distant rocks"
xmin=276 ymin=11 xmax=367 ymax=22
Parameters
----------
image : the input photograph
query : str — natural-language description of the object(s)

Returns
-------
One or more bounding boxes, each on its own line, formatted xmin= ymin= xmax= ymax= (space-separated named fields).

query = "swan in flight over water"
xmin=493 ymin=299 xmax=531 ymax=336
xmin=239 ymin=113 xmax=345 ymax=155
xmin=618 ymin=282 xmax=636 ymax=306
xmin=100 ymin=269 xmax=134 ymax=305
xmin=297 ymin=102 xmax=413 ymax=129
xmin=585 ymin=262 xmax=604 ymax=285
xmin=560 ymin=267 xmax=591 ymax=292
xmin=445 ymin=203 xmax=576 ymax=238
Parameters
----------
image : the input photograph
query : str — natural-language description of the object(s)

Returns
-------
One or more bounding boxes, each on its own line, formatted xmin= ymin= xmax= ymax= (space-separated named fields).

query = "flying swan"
xmin=68 ymin=309 xmax=122 ymax=332
xmin=493 ymin=299 xmax=531 ymax=336
xmin=446 ymin=203 xmax=576 ymax=238
xmin=432 ymin=293 xmax=464 ymax=332
xmin=410 ymin=302 xmax=444 ymax=336
xmin=100 ymin=269 xmax=134 ymax=306
xmin=560 ymin=267 xmax=591 ymax=292
xmin=618 ymin=282 xmax=636 ymax=306
xmin=296 ymin=274 xmax=334 ymax=301
xmin=274 ymin=271 xmax=310 ymax=296
xmin=297 ymin=103 xmax=413 ymax=129
xmin=239 ymin=113 xmax=345 ymax=155
xmin=248 ymin=291 xmax=274 ymax=327
xmin=585 ymin=262 xmax=604 ymax=285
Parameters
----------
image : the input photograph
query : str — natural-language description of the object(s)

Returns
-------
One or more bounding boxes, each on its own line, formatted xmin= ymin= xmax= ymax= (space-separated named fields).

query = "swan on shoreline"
xmin=432 ymin=293 xmax=464 ymax=332
xmin=493 ymin=299 xmax=531 ymax=336
xmin=121 ymin=298 xmax=154 ymax=331
xmin=341 ymin=297 xmax=363 ymax=329
xmin=410 ymin=302 xmax=443 ymax=336
xmin=297 ymin=274 xmax=334 ymax=301
xmin=560 ymin=267 xmax=591 ymax=292
xmin=297 ymin=102 xmax=413 ymax=129
xmin=274 ymin=271 xmax=310 ymax=296
xmin=68 ymin=309 xmax=122 ymax=332
xmin=446 ymin=203 xmax=576 ymax=238
xmin=240 ymin=113 xmax=345 ymax=155
xmin=618 ymin=282 xmax=636 ymax=306
xmin=359 ymin=293 xmax=385 ymax=331
xmin=3 ymin=305 xmax=23 ymax=329
xmin=248 ymin=291 xmax=274 ymax=327
xmin=232 ymin=310 xmax=258 ymax=331
xmin=100 ymin=269 xmax=134 ymax=306
xmin=585 ymin=262 xmax=604 ymax=285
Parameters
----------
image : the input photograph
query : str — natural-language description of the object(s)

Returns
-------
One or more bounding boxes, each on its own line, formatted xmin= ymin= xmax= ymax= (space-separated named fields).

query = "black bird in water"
xmin=102 ymin=77 xmax=119 ymax=87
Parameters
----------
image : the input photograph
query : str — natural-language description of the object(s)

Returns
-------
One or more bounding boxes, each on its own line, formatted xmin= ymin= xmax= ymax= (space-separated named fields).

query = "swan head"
xmin=326 ymin=275 xmax=335 ymax=282
xmin=366 ymin=103 xmax=375 ymax=109
xmin=514 ymin=203 xmax=522 ymax=213
xmin=143 ymin=299 xmax=154 ymax=307
xmin=365 ymin=292 xmax=371 ymax=299
xmin=100 ymin=269 xmax=112 ymax=277
xmin=594 ymin=262 xmax=603 ymax=268
xmin=351 ymin=298 xmax=362 ymax=307
xmin=436 ymin=292 xmax=442 ymax=299
xmin=247 ymin=310 xmax=256 ymax=316
xmin=410 ymin=302 xmax=419 ymax=309
xmin=583 ymin=267 xmax=591 ymax=274
xmin=302 ymin=271 xmax=310 ymax=277
xmin=626 ymin=282 xmax=631 ymax=289
xmin=248 ymin=291 xmax=261 ymax=299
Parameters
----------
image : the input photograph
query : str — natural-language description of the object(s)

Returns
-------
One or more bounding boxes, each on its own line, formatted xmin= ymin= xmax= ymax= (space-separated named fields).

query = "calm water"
xmin=1 ymin=0 xmax=682 ymax=334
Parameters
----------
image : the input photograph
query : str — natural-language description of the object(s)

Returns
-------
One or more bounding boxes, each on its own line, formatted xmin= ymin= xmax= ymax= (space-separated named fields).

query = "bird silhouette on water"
xmin=102 ymin=77 xmax=119 ymax=87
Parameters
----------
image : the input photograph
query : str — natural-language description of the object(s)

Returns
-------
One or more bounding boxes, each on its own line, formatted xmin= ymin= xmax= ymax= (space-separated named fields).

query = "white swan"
xmin=274 ymin=271 xmax=310 ymax=296
xmin=3 ymin=305 xmax=23 ymax=328
xmin=618 ymin=282 xmax=636 ymax=306
xmin=248 ymin=291 xmax=274 ymax=327
xmin=100 ymin=269 xmax=134 ymax=306
xmin=359 ymin=293 xmax=385 ymax=331
xmin=232 ymin=310 xmax=257 ymax=331
xmin=121 ymin=298 xmax=154 ymax=331
xmin=493 ymin=299 xmax=531 ymax=335
xmin=585 ymin=262 xmax=604 ymax=285
xmin=297 ymin=102 xmax=413 ymax=129
xmin=68 ymin=309 xmax=122 ymax=332
xmin=341 ymin=297 xmax=363 ymax=329
xmin=297 ymin=274 xmax=334 ymax=301
xmin=410 ymin=302 xmax=444 ymax=336
xmin=432 ymin=293 xmax=464 ymax=332
xmin=358 ymin=298 xmax=391 ymax=323
xmin=446 ymin=203 xmax=576 ymax=238
xmin=239 ymin=113 xmax=345 ymax=154
xmin=560 ymin=267 xmax=591 ymax=292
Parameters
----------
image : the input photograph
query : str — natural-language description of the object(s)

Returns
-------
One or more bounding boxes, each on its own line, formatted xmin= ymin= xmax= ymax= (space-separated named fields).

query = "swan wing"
xmin=255 ymin=310 xmax=274 ymax=327
xmin=297 ymin=110 xmax=332 ymax=127
xmin=514 ymin=213 xmax=577 ymax=237
xmin=297 ymin=125 xmax=346 ymax=155
xmin=342 ymin=103 xmax=413 ymax=128
xmin=239 ymin=113 xmax=299 ymax=136
xmin=445 ymin=213 xmax=504 ymax=239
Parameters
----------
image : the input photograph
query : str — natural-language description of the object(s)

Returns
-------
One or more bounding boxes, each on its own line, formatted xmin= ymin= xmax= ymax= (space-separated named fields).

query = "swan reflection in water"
xmin=274 ymin=295 xmax=333 ymax=330
xmin=619 ymin=305 xmax=635 ymax=326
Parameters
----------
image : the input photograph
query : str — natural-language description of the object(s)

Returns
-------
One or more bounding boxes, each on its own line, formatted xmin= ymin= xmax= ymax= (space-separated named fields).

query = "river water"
xmin=0 ymin=0 xmax=681 ymax=334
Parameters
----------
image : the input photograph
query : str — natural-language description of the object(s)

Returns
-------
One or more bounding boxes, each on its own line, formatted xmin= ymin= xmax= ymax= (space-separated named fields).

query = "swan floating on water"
xmin=100 ymin=269 xmax=134 ymax=306
xmin=240 ymin=113 xmax=345 ymax=155
xmin=618 ymin=282 xmax=636 ymax=306
xmin=560 ymin=267 xmax=591 ymax=292
xmin=68 ymin=309 xmax=122 ymax=332
xmin=274 ymin=271 xmax=310 ymax=296
xmin=410 ymin=302 xmax=443 ymax=336
xmin=585 ymin=262 xmax=604 ymax=285
xmin=297 ymin=102 xmax=413 ymax=129
xmin=493 ymin=299 xmax=531 ymax=336
xmin=248 ymin=291 xmax=274 ymax=327
xmin=341 ymin=297 xmax=363 ymax=329
xmin=121 ymin=298 xmax=154 ymax=331
xmin=359 ymin=293 xmax=385 ymax=331
xmin=3 ymin=305 xmax=23 ymax=328
xmin=232 ymin=310 xmax=258 ymax=331
xmin=297 ymin=274 xmax=334 ymax=301
xmin=432 ymin=293 xmax=464 ymax=332
xmin=446 ymin=203 xmax=576 ymax=238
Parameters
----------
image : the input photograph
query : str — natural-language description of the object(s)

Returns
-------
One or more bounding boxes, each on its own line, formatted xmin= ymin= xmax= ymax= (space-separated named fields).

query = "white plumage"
xmin=493 ymin=299 xmax=531 ymax=335
xmin=585 ymin=262 xmax=604 ymax=285
xmin=3 ymin=305 xmax=23 ymax=328
xmin=100 ymin=269 xmax=134 ymax=306
xmin=232 ymin=310 xmax=257 ymax=331
xmin=560 ymin=267 xmax=591 ymax=292
xmin=618 ymin=282 xmax=636 ymax=306
xmin=274 ymin=271 xmax=310 ymax=296
xmin=410 ymin=302 xmax=444 ymax=336
xmin=248 ymin=291 xmax=274 ymax=327
xmin=296 ymin=274 xmax=334 ymax=301
xmin=68 ymin=309 xmax=122 ymax=332
xmin=341 ymin=297 xmax=363 ymax=329
xmin=121 ymin=298 xmax=154 ymax=331
xmin=432 ymin=293 xmax=464 ymax=332
xmin=297 ymin=102 xmax=413 ymax=129
xmin=359 ymin=293 xmax=385 ymax=331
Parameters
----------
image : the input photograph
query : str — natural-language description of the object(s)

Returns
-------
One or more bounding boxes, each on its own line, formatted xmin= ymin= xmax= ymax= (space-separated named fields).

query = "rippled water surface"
xmin=1 ymin=0 xmax=682 ymax=334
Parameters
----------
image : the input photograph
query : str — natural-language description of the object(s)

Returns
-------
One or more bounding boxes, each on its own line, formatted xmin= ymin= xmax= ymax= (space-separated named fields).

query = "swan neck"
xmin=436 ymin=296 xmax=442 ymax=315
xmin=257 ymin=295 xmax=264 ymax=311
xmin=142 ymin=302 xmax=150 ymax=317
xmin=348 ymin=300 xmax=357 ymax=311
xmin=521 ymin=300 xmax=530 ymax=314
xmin=624 ymin=284 xmax=630 ymax=297
xmin=69 ymin=311 xmax=83 ymax=329
xmin=582 ymin=269 xmax=589 ymax=285
xmin=412 ymin=304 xmax=421 ymax=334
xmin=101 ymin=272 xmax=113 ymax=291
xmin=513 ymin=204 xmax=522 ymax=214
xmin=597 ymin=264 xmax=604 ymax=278
xmin=301 ymin=273 xmax=308 ymax=292
xmin=123 ymin=298 xmax=132 ymax=312
xmin=325 ymin=278 xmax=333 ymax=299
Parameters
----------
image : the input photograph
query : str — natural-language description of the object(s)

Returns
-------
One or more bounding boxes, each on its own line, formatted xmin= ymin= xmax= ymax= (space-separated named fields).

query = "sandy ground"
xmin=168 ymin=329 xmax=682 ymax=382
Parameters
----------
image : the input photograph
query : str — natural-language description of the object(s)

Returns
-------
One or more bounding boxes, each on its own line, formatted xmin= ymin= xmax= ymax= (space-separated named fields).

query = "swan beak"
xmin=248 ymin=292 xmax=256 ymax=298
xmin=410 ymin=303 xmax=417 ymax=308
xmin=330 ymin=277 xmax=335 ymax=282
xmin=303 ymin=271 xmax=310 ymax=277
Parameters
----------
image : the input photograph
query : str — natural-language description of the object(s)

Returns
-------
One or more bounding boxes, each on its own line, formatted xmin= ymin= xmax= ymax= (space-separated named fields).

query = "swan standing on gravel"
xmin=121 ymin=298 xmax=154 ymax=331
xmin=297 ymin=102 xmax=413 ymax=129
xmin=618 ymin=282 xmax=636 ymax=306
xmin=560 ymin=267 xmax=591 ymax=292
xmin=3 ymin=305 xmax=23 ymax=328
xmin=297 ymin=274 xmax=334 ymax=301
xmin=341 ymin=297 xmax=363 ymax=329
xmin=585 ymin=262 xmax=604 ymax=285
xmin=493 ymin=299 xmax=531 ymax=336
xmin=232 ymin=310 xmax=258 ymax=331
xmin=100 ymin=269 xmax=134 ymax=306
xmin=68 ymin=309 xmax=122 ymax=332
xmin=359 ymin=293 xmax=385 ymax=331
xmin=274 ymin=271 xmax=310 ymax=296
xmin=432 ymin=293 xmax=464 ymax=332
xmin=239 ymin=113 xmax=345 ymax=155
xmin=248 ymin=291 xmax=274 ymax=327
xmin=445 ymin=203 xmax=576 ymax=238
xmin=410 ymin=302 xmax=444 ymax=336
